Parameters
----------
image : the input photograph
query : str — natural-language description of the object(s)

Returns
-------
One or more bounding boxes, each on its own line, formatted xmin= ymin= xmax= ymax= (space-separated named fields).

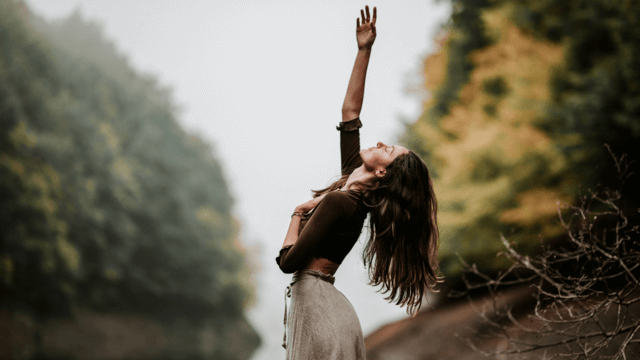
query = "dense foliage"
xmin=0 ymin=4 xmax=255 ymax=350
xmin=401 ymin=0 xmax=640 ymax=279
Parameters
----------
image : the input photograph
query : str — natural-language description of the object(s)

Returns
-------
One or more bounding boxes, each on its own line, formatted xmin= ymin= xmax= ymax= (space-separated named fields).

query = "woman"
xmin=276 ymin=5 xmax=442 ymax=359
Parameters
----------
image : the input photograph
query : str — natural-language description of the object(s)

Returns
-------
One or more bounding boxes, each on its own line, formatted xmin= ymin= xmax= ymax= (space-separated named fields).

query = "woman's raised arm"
xmin=342 ymin=5 xmax=377 ymax=122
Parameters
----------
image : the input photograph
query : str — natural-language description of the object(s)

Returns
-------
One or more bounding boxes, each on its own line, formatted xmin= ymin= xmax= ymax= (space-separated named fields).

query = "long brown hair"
xmin=313 ymin=151 xmax=442 ymax=316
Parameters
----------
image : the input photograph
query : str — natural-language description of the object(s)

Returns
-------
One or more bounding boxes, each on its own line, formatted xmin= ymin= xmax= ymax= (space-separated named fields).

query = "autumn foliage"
xmin=401 ymin=0 xmax=640 ymax=280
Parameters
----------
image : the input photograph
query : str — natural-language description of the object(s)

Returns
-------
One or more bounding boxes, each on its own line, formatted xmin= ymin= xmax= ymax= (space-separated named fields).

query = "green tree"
xmin=1 ymin=1 xmax=258 ymax=356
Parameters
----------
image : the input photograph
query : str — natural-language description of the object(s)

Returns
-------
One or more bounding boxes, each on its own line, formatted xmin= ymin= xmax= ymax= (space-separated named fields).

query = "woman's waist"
xmin=300 ymin=256 xmax=340 ymax=277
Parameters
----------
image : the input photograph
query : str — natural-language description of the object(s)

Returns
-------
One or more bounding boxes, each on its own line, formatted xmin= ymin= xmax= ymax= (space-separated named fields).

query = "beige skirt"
xmin=283 ymin=269 xmax=366 ymax=360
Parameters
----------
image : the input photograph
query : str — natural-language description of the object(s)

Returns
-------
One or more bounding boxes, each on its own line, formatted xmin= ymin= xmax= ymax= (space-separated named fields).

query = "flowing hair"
xmin=312 ymin=151 xmax=442 ymax=316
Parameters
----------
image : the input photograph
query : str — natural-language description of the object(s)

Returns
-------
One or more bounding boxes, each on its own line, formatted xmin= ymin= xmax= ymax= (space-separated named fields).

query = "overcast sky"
xmin=25 ymin=1 xmax=452 ymax=359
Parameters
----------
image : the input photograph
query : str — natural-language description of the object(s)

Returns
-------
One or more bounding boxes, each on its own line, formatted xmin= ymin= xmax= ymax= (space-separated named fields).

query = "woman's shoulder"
xmin=326 ymin=188 xmax=361 ymax=199
xmin=321 ymin=189 xmax=363 ymax=212
xmin=322 ymin=189 xmax=352 ymax=202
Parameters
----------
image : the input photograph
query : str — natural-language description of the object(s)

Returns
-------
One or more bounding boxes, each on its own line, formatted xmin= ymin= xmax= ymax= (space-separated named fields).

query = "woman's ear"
xmin=375 ymin=169 xmax=386 ymax=178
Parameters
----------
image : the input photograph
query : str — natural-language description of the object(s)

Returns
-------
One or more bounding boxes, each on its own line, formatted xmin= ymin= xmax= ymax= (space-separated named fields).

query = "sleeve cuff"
xmin=275 ymin=245 xmax=293 ymax=266
xmin=336 ymin=118 xmax=362 ymax=131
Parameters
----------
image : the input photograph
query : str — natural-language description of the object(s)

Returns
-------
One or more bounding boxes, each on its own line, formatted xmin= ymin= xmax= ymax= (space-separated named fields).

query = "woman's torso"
xmin=298 ymin=188 xmax=368 ymax=276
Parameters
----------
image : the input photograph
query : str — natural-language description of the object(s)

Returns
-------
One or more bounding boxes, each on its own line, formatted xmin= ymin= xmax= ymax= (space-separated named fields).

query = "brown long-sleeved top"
xmin=276 ymin=118 xmax=370 ymax=274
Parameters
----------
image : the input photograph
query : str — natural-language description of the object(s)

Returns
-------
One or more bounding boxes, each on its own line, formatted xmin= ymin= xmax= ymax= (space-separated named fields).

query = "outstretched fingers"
xmin=358 ymin=5 xmax=377 ymax=28
xmin=372 ymin=6 xmax=377 ymax=26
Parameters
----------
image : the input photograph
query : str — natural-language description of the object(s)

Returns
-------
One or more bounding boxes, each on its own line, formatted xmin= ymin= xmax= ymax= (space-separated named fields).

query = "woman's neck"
xmin=344 ymin=165 xmax=376 ymax=190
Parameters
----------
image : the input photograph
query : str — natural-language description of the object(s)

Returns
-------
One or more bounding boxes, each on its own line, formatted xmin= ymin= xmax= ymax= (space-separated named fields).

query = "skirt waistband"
xmin=291 ymin=269 xmax=336 ymax=286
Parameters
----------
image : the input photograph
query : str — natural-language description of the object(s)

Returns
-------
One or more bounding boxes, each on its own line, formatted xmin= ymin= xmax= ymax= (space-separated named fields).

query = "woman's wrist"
xmin=292 ymin=207 xmax=305 ymax=218
xmin=357 ymin=46 xmax=372 ymax=52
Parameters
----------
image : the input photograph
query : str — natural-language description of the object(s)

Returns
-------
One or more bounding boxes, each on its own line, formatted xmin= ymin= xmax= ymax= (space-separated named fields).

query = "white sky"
xmin=25 ymin=1 xmax=451 ymax=359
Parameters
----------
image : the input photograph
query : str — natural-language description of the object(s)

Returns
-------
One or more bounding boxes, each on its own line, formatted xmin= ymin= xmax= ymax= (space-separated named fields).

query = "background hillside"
xmin=0 ymin=1 xmax=259 ymax=358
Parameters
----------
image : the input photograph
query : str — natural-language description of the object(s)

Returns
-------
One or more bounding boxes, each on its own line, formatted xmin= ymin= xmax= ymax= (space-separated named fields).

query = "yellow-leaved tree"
xmin=403 ymin=2 xmax=588 ymax=276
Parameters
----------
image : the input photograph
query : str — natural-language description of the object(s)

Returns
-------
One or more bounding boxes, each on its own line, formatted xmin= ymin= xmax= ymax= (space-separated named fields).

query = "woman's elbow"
xmin=279 ymin=262 xmax=296 ymax=274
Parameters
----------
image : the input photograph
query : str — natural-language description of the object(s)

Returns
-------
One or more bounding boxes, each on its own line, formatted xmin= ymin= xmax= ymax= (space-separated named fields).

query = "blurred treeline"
xmin=402 ymin=0 xmax=640 ymax=279
xmin=0 ymin=0 xmax=258 ymax=357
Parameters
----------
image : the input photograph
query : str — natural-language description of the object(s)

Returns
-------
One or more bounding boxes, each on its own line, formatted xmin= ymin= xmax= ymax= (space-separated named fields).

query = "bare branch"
xmin=451 ymin=146 xmax=640 ymax=359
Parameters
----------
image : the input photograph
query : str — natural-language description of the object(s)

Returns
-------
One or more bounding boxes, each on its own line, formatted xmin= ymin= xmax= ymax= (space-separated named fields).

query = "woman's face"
xmin=360 ymin=142 xmax=409 ymax=175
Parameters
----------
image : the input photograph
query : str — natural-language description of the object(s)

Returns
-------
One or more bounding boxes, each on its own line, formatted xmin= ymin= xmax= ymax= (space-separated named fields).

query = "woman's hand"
xmin=295 ymin=193 xmax=328 ymax=214
xmin=356 ymin=5 xmax=377 ymax=50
